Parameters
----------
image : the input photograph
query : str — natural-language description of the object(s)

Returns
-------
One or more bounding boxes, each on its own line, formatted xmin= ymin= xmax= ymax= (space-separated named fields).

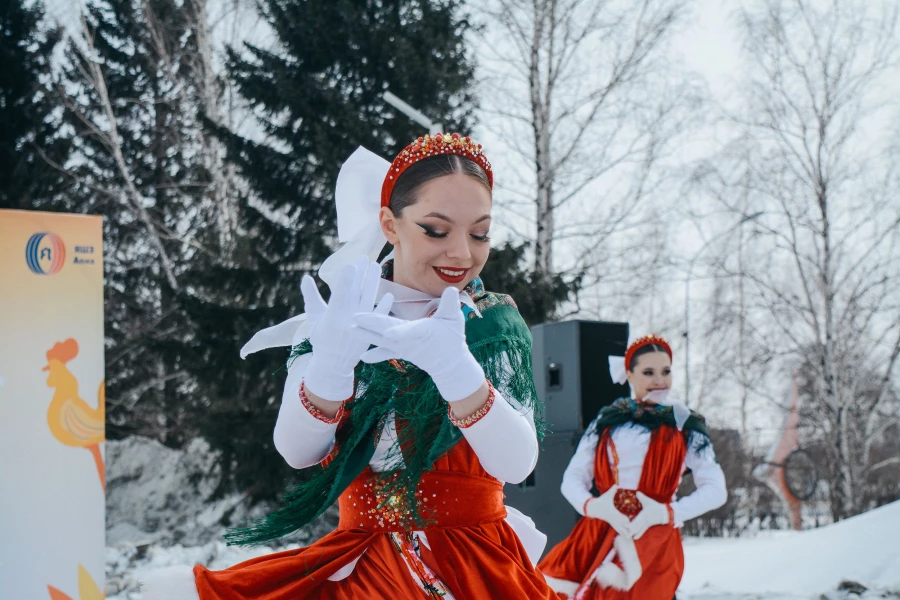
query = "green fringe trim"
xmin=589 ymin=397 xmax=711 ymax=451
xmin=225 ymin=303 xmax=542 ymax=546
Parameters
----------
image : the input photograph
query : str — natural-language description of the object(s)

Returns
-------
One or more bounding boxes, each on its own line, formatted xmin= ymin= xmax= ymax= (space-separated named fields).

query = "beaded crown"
xmin=381 ymin=132 xmax=493 ymax=208
xmin=624 ymin=334 xmax=673 ymax=371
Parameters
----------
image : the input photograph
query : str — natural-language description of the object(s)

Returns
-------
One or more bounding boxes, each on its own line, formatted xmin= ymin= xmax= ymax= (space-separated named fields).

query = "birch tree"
xmin=58 ymin=0 xmax=215 ymax=443
xmin=478 ymin=0 xmax=701 ymax=295
xmin=694 ymin=0 xmax=900 ymax=519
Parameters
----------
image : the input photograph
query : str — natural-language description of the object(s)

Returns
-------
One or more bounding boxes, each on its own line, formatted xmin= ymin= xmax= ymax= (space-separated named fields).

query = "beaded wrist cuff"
xmin=299 ymin=381 xmax=345 ymax=424
xmin=448 ymin=380 xmax=496 ymax=428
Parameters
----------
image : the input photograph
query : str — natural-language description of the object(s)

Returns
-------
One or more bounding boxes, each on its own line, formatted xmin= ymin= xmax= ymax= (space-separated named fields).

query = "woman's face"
xmin=626 ymin=351 xmax=672 ymax=402
xmin=379 ymin=173 xmax=492 ymax=297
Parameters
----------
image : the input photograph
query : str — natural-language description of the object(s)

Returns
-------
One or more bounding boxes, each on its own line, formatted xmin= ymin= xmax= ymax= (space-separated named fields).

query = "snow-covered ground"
xmin=107 ymin=540 xmax=295 ymax=598
xmin=105 ymin=436 xmax=899 ymax=598
xmin=679 ymin=500 xmax=900 ymax=599
xmin=104 ymin=435 xmax=337 ymax=597
xmin=106 ymin=436 xmax=337 ymax=548
xmin=106 ymin=499 xmax=900 ymax=599
xmin=106 ymin=436 xmax=261 ymax=547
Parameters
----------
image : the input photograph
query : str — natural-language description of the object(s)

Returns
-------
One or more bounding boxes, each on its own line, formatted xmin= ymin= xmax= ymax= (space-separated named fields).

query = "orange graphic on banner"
xmin=47 ymin=564 xmax=104 ymax=600
xmin=43 ymin=339 xmax=106 ymax=491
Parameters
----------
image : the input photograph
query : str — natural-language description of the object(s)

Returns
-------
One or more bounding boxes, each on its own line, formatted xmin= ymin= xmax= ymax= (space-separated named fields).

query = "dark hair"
xmin=628 ymin=344 xmax=671 ymax=371
xmin=389 ymin=154 xmax=491 ymax=216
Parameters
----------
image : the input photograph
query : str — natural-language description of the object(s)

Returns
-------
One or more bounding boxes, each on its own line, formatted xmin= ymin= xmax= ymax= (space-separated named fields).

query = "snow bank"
xmin=105 ymin=435 xmax=339 ymax=597
xmin=106 ymin=436 xmax=253 ymax=546
xmin=680 ymin=500 xmax=900 ymax=597
xmin=106 ymin=540 xmax=296 ymax=598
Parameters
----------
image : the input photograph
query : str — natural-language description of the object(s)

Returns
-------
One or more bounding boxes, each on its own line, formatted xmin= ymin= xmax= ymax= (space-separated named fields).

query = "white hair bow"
xmin=239 ymin=147 xmax=389 ymax=358
xmin=318 ymin=148 xmax=391 ymax=287
xmin=608 ymin=356 xmax=627 ymax=385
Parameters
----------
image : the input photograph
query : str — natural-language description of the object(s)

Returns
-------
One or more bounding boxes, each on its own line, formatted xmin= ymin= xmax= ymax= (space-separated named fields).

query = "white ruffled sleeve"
xmin=671 ymin=436 xmax=727 ymax=526
xmin=272 ymin=353 xmax=341 ymax=469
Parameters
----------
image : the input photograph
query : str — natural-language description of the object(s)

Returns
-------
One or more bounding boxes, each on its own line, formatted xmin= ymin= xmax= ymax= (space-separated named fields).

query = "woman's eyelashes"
xmin=418 ymin=224 xmax=447 ymax=239
xmin=642 ymin=369 xmax=672 ymax=377
xmin=417 ymin=224 xmax=491 ymax=243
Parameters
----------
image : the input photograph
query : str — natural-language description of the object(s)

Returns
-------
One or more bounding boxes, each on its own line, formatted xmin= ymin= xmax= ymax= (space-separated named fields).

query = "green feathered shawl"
xmin=226 ymin=280 xmax=543 ymax=546
xmin=589 ymin=397 xmax=710 ymax=451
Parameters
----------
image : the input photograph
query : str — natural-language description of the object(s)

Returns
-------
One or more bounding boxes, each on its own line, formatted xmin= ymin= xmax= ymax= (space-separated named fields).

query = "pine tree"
xmin=59 ymin=0 xmax=208 ymax=444
xmin=187 ymin=0 xmax=479 ymax=500
xmin=0 ymin=0 xmax=70 ymax=210
xmin=480 ymin=241 xmax=582 ymax=326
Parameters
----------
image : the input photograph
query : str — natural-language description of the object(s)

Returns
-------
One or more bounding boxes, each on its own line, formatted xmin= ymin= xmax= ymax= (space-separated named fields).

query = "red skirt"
xmin=538 ymin=516 xmax=683 ymax=599
xmin=193 ymin=440 xmax=558 ymax=599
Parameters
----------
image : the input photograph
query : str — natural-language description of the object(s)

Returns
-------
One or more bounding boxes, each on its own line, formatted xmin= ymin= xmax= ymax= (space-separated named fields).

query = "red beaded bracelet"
xmin=448 ymin=380 xmax=496 ymax=428
xmin=299 ymin=381 xmax=345 ymax=424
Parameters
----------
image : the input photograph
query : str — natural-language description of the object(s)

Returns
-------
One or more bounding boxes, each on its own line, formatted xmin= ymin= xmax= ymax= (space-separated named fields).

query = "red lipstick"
xmin=433 ymin=266 xmax=469 ymax=284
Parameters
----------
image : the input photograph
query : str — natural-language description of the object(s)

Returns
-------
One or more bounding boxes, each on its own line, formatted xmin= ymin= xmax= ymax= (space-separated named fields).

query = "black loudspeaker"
xmin=531 ymin=320 xmax=630 ymax=432
xmin=503 ymin=320 xmax=631 ymax=556
xmin=503 ymin=431 xmax=581 ymax=550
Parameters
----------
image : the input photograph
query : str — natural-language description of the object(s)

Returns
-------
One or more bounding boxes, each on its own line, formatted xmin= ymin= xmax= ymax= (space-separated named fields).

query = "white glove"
xmin=584 ymin=485 xmax=632 ymax=536
xmin=627 ymin=491 xmax=673 ymax=539
xmin=353 ymin=287 xmax=485 ymax=402
xmin=302 ymin=257 xmax=393 ymax=401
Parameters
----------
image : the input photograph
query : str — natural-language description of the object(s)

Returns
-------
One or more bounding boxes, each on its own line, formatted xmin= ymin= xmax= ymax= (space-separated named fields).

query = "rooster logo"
xmin=42 ymin=339 xmax=105 ymax=491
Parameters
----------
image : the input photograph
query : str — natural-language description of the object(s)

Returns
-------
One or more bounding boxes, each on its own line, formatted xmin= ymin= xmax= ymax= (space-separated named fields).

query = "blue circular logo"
xmin=26 ymin=232 xmax=66 ymax=275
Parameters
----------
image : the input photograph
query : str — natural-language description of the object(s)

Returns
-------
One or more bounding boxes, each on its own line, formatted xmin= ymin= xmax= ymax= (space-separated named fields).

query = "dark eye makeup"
xmin=418 ymin=224 xmax=448 ymax=239
xmin=418 ymin=223 xmax=492 ymax=243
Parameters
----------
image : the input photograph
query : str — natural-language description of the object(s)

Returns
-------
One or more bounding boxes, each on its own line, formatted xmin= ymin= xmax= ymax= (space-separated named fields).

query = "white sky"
xmin=676 ymin=1 xmax=744 ymax=105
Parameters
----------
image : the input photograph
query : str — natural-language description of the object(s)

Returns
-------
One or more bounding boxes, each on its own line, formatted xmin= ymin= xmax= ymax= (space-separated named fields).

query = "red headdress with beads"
xmin=624 ymin=334 xmax=673 ymax=371
xmin=380 ymin=133 xmax=493 ymax=208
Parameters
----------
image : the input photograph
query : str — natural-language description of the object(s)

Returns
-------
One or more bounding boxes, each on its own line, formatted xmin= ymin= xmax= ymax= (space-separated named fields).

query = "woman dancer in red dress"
xmin=142 ymin=134 xmax=558 ymax=599
xmin=539 ymin=335 xmax=727 ymax=599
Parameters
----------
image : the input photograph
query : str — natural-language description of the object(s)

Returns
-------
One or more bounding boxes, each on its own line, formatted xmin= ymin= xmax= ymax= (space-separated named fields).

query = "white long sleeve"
xmin=459 ymin=388 xmax=539 ymax=484
xmin=560 ymin=428 xmax=599 ymax=515
xmin=671 ymin=438 xmax=727 ymax=525
xmin=272 ymin=354 xmax=339 ymax=469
